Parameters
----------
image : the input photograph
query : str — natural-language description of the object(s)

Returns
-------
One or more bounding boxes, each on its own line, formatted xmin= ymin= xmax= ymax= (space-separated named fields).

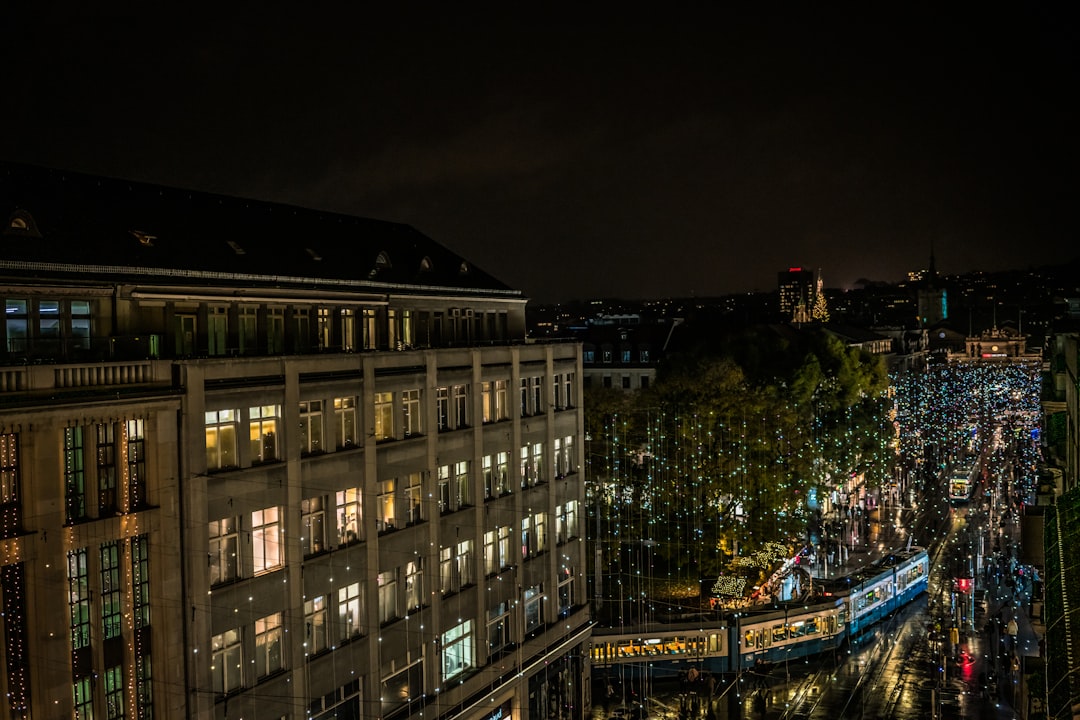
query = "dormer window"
xmin=130 ymin=230 xmax=156 ymax=246
xmin=5 ymin=210 xmax=42 ymax=238
xmin=227 ymin=240 xmax=246 ymax=255
xmin=459 ymin=261 xmax=470 ymax=275
xmin=306 ymin=248 xmax=323 ymax=261
xmin=375 ymin=251 xmax=392 ymax=269
xmin=420 ymin=256 xmax=433 ymax=272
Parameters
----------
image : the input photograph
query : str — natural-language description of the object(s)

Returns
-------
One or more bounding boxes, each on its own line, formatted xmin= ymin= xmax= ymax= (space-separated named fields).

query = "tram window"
xmin=771 ymin=625 xmax=786 ymax=643
xmin=708 ymin=633 xmax=722 ymax=654
xmin=790 ymin=622 xmax=807 ymax=639
xmin=806 ymin=618 xmax=820 ymax=635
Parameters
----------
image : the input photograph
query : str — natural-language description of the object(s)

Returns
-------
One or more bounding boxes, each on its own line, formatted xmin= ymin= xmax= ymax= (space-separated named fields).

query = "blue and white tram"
xmin=590 ymin=547 xmax=930 ymax=677
xmin=734 ymin=598 xmax=847 ymax=670
xmin=830 ymin=546 xmax=929 ymax=638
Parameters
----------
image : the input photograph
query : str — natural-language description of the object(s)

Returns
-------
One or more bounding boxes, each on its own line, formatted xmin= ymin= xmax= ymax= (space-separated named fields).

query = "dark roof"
xmin=0 ymin=162 xmax=518 ymax=298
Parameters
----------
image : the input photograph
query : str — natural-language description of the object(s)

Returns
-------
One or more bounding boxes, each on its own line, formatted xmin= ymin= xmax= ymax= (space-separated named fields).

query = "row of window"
xmin=207 ymin=377 xmax=576 ymax=471
xmin=583 ymin=348 xmax=651 ymax=365
xmin=210 ymin=499 xmax=581 ymax=586
xmin=66 ymin=536 xmax=153 ymax=719
xmin=0 ymin=425 xmax=146 ymax=537
xmin=213 ymin=575 xmax=571 ymax=699
xmin=0 ymin=296 xmax=515 ymax=361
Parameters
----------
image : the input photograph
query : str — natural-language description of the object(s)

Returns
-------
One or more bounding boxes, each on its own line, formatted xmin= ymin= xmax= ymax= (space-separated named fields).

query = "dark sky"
xmin=2 ymin=8 xmax=1076 ymax=303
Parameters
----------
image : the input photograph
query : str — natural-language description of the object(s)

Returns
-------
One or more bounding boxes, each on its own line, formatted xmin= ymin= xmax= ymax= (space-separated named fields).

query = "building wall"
xmin=0 ymin=300 xmax=587 ymax=720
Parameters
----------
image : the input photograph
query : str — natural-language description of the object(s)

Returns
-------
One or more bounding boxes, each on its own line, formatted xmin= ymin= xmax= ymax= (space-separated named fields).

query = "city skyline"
xmin=1 ymin=7 xmax=1076 ymax=302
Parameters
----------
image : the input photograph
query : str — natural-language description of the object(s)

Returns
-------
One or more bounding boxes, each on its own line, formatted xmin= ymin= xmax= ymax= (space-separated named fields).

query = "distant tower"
xmin=916 ymin=244 xmax=948 ymax=327
xmin=778 ymin=267 xmax=815 ymax=321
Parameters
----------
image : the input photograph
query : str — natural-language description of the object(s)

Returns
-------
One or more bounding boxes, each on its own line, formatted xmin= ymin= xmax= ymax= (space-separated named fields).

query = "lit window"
xmin=441 ymin=620 xmax=474 ymax=682
xmin=251 ymin=507 xmax=283 ymax=574
xmin=337 ymin=583 xmax=363 ymax=641
xmin=212 ymin=628 xmax=243 ymax=695
xmin=374 ymin=392 xmax=394 ymax=440
xmin=333 ymin=396 xmax=357 ymax=449
xmin=209 ymin=517 xmax=239 ymax=584
xmin=254 ymin=612 xmax=284 ymax=678
xmin=205 ymin=410 xmax=238 ymax=471
xmin=299 ymin=400 xmax=324 ymax=455
xmin=249 ymin=405 xmax=279 ymax=463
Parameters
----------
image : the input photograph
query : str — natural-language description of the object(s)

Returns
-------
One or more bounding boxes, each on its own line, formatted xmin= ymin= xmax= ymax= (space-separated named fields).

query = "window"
xmin=440 ymin=540 xmax=473 ymax=596
xmin=374 ymin=392 xmax=394 ymax=440
xmin=455 ymin=461 xmax=471 ymax=508
xmin=564 ymin=501 xmax=579 ymax=540
xmin=437 ymin=465 xmax=450 ymax=515
xmin=267 ymin=307 xmax=285 ymax=354
xmin=524 ymin=585 xmax=544 ymax=633
xmin=362 ymin=308 xmax=377 ymax=350
xmin=305 ymin=595 xmax=329 ymax=656
xmin=97 ymin=423 xmax=118 ymax=514
xmin=483 ymin=531 xmax=497 ymax=576
xmin=622 ymin=375 xmax=631 ymax=389
xmin=74 ymin=678 xmax=93 ymax=720
xmin=205 ymin=410 xmax=238 ymax=471
xmin=5 ymin=299 xmax=27 ymax=352
xmin=333 ymin=396 xmax=357 ymax=449
xmin=558 ymin=567 xmax=575 ymax=615
xmin=405 ymin=559 xmax=423 ymax=611
xmin=0 ymin=432 xmax=19 ymax=537
xmin=534 ymin=512 xmax=547 ymax=553
xmin=487 ymin=603 xmax=511 ymax=655
xmin=255 ymin=612 xmax=284 ymax=678
xmin=436 ymin=387 xmax=449 ymax=431
xmin=564 ymin=373 xmax=574 ymax=407
xmin=208 ymin=306 xmax=227 ymax=356
xmin=406 ymin=473 xmax=422 ymax=525
xmin=249 ymin=405 xmax=280 ymax=463
xmin=378 ymin=570 xmax=399 ymax=624
xmin=100 ymin=542 xmax=123 ymax=640
xmin=239 ymin=305 xmax=258 ymax=355
xmin=621 ymin=349 xmax=631 ymax=363
xmin=317 ymin=308 xmax=331 ymax=350
xmin=131 ymin=535 xmax=150 ymax=630
xmin=63 ymin=426 xmax=87 ymax=523
xmin=531 ymin=442 xmax=544 ymax=484
xmin=602 ymin=350 xmax=612 ymax=363
xmin=340 ymin=308 xmax=355 ymax=351
xmin=291 ymin=307 xmax=310 ymax=353
xmin=252 ymin=507 xmax=283 ymax=574
xmin=126 ymin=419 xmax=146 ymax=509
xmin=559 ymin=435 xmax=575 ymax=476
xmin=520 ymin=378 xmax=528 ymax=417
xmin=104 ymin=665 xmax=125 ymax=720
xmin=67 ymin=548 xmax=91 ymax=652
xmin=212 ymin=628 xmax=243 ymax=695
xmin=380 ymin=654 xmax=424 ymax=717
xmin=299 ymin=400 xmax=324 ymax=455
xmin=481 ymin=382 xmax=493 ymax=423
xmin=583 ymin=350 xmax=594 ymax=363
xmin=496 ymin=452 xmax=510 ymax=496
xmin=519 ymin=445 xmax=531 ymax=488
xmin=378 ymin=479 xmax=396 ymax=532
xmin=640 ymin=349 xmax=650 ymax=363
xmin=302 ymin=496 xmax=327 ymax=556
xmin=209 ymin=517 xmax=239 ymax=585
xmin=387 ymin=308 xmax=399 ymax=350
xmin=483 ymin=455 xmax=494 ymax=500
xmin=453 ymin=384 xmax=469 ymax=427
xmin=402 ymin=389 xmax=422 ymax=437
xmin=531 ymin=377 xmax=542 ymax=414
xmin=498 ymin=525 xmax=512 ymax=571
xmin=441 ymin=620 xmax=474 ymax=682
xmin=336 ymin=488 xmax=361 ymax=546
xmin=494 ymin=380 xmax=508 ymax=420
xmin=337 ymin=583 xmax=363 ymax=641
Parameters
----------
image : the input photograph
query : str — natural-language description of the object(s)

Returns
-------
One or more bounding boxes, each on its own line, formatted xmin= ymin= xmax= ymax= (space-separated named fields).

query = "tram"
xmin=591 ymin=547 xmax=930 ymax=677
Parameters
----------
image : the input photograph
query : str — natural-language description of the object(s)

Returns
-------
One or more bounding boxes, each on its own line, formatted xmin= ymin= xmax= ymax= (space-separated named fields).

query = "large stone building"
xmin=0 ymin=163 xmax=589 ymax=720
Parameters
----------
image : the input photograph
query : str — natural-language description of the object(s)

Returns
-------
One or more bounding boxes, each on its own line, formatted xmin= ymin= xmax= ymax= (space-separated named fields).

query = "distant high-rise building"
xmin=778 ymin=267 xmax=815 ymax=321
xmin=916 ymin=247 xmax=948 ymax=327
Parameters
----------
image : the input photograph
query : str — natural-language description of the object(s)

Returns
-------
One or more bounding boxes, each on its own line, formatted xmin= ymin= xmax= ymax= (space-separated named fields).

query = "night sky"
xmin=2 ymin=8 xmax=1076 ymax=303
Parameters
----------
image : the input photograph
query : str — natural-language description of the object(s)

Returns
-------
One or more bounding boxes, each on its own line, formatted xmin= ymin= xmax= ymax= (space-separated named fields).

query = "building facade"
xmin=0 ymin=164 xmax=589 ymax=720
